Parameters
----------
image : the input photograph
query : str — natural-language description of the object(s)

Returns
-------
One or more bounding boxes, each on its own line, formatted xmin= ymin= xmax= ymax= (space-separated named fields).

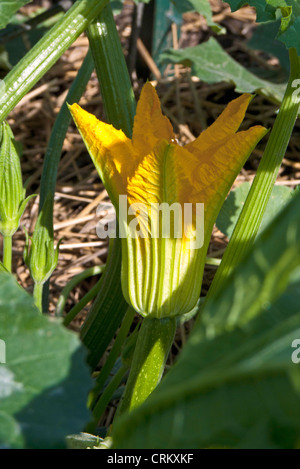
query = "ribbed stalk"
xmin=0 ymin=0 xmax=108 ymax=124
xmin=118 ymin=317 xmax=176 ymax=414
xmin=80 ymin=4 xmax=136 ymax=368
xmin=39 ymin=49 xmax=94 ymax=312
xmin=206 ymin=48 xmax=300 ymax=300
xmin=39 ymin=49 xmax=94 ymax=209
xmin=87 ymin=4 xmax=136 ymax=137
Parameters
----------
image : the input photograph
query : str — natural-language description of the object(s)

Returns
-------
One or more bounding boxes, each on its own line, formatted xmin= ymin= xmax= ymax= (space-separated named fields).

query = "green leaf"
xmin=0 ymin=1 xmax=32 ymax=30
xmin=247 ymin=19 xmax=290 ymax=74
xmin=112 ymin=192 xmax=300 ymax=449
xmin=161 ymin=37 xmax=287 ymax=103
xmin=279 ymin=15 xmax=300 ymax=52
xmin=0 ymin=273 xmax=92 ymax=448
xmin=113 ymin=309 xmax=300 ymax=448
xmin=224 ymin=0 xmax=300 ymax=54
xmin=216 ymin=183 xmax=293 ymax=239
xmin=0 ymin=45 xmax=11 ymax=72
xmin=224 ymin=0 xmax=277 ymax=22
xmin=109 ymin=1 xmax=124 ymax=14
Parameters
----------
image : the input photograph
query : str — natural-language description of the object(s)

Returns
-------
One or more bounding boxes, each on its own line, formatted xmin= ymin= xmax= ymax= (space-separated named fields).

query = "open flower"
xmin=69 ymin=83 xmax=267 ymax=319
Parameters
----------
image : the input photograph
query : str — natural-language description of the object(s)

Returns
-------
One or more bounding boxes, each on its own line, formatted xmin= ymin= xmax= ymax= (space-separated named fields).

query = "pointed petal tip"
xmin=68 ymin=102 xmax=80 ymax=116
xmin=185 ymin=92 xmax=261 ymax=154
xmin=132 ymin=82 xmax=174 ymax=153
xmin=68 ymin=102 xmax=92 ymax=127
xmin=141 ymin=80 xmax=158 ymax=97
xmin=68 ymin=102 xmax=88 ymax=130
xmin=245 ymin=124 xmax=269 ymax=140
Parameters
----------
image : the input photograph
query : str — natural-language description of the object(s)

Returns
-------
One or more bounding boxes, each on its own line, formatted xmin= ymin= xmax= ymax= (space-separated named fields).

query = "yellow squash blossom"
xmin=69 ymin=83 xmax=267 ymax=319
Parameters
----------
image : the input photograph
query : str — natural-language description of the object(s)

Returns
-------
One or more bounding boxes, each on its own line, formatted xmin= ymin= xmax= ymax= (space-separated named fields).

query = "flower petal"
xmin=132 ymin=83 xmax=174 ymax=155
xmin=127 ymin=140 xmax=177 ymax=207
xmin=185 ymin=93 xmax=253 ymax=153
xmin=69 ymin=103 xmax=134 ymax=206
xmin=185 ymin=126 xmax=268 ymax=216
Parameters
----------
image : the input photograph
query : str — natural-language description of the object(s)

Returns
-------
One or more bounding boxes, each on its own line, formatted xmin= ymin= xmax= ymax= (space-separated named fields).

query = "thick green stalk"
xmin=3 ymin=235 xmax=12 ymax=272
xmin=40 ymin=49 xmax=95 ymax=209
xmin=80 ymin=4 xmax=136 ymax=368
xmin=39 ymin=49 xmax=94 ymax=312
xmin=0 ymin=0 xmax=108 ymax=124
xmin=118 ymin=317 xmax=176 ymax=415
xmin=87 ymin=4 xmax=136 ymax=137
xmin=206 ymin=48 xmax=300 ymax=300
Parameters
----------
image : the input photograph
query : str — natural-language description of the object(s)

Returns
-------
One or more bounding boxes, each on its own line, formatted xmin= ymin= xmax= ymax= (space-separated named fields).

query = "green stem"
xmin=118 ymin=317 xmax=176 ymax=415
xmin=39 ymin=49 xmax=94 ymax=313
xmin=205 ymin=256 xmax=221 ymax=266
xmin=206 ymin=48 xmax=300 ymax=300
xmin=88 ymin=307 xmax=136 ymax=409
xmin=39 ymin=49 xmax=95 ymax=209
xmin=87 ymin=4 xmax=136 ymax=138
xmin=0 ymin=0 xmax=108 ymax=124
xmin=63 ymin=278 xmax=103 ymax=327
xmin=92 ymin=364 xmax=128 ymax=425
xmin=80 ymin=5 xmax=136 ymax=369
xmin=3 ymin=235 xmax=12 ymax=272
xmin=33 ymin=283 xmax=43 ymax=312
xmin=80 ymin=240 xmax=129 ymax=369
xmin=56 ymin=264 xmax=105 ymax=317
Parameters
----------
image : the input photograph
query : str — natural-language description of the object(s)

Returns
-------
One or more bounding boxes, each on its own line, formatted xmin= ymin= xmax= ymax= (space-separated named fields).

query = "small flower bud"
xmin=24 ymin=194 xmax=61 ymax=285
xmin=0 ymin=121 xmax=35 ymax=237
